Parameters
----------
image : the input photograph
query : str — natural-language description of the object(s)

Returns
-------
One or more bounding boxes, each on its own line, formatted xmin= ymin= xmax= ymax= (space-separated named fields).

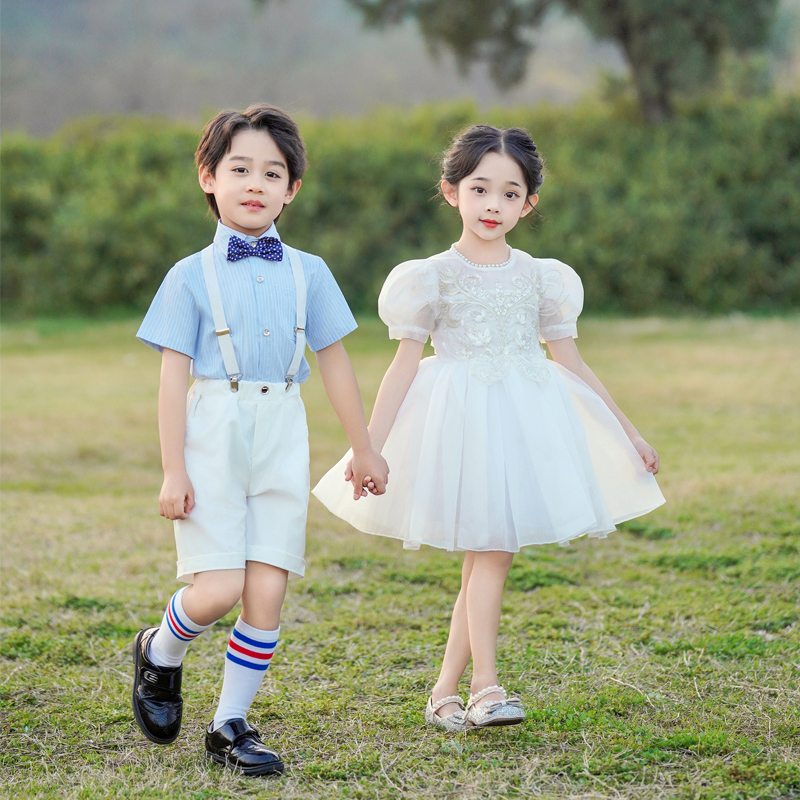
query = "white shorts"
xmin=175 ymin=379 xmax=310 ymax=582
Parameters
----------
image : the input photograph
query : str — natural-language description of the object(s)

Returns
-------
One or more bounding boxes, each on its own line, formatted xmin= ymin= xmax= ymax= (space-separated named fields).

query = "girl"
xmin=313 ymin=125 xmax=664 ymax=731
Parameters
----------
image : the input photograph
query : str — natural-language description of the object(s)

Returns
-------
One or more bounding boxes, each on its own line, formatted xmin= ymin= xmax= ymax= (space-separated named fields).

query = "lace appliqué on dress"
xmin=423 ymin=259 xmax=570 ymax=384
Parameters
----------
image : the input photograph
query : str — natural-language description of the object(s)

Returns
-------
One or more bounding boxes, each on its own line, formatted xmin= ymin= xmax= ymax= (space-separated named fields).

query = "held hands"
xmin=344 ymin=448 xmax=390 ymax=500
xmin=159 ymin=470 xmax=195 ymax=520
xmin=632 ymin=436 xmax=660 ymax=474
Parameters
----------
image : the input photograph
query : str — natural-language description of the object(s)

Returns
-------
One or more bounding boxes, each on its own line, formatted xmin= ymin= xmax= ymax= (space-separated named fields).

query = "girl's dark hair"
xmin=195 ymin=103 xmax=307 ymax=221
xmin=440 ymin=124 xmax=544 ymax=200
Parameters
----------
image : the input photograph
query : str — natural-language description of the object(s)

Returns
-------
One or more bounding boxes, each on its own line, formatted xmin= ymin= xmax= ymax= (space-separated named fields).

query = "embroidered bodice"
xmin=378 ymin=248 xmax=584 ymax=384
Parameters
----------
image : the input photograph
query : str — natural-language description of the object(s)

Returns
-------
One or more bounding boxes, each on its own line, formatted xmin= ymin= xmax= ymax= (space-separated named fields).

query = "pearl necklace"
xmin=451 ymin=245 xmax=513 ymax=268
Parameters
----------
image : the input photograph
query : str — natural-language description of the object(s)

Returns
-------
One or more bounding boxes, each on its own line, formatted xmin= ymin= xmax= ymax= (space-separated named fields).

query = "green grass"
xmin=1 ymin=315 xmax=799 ymax=799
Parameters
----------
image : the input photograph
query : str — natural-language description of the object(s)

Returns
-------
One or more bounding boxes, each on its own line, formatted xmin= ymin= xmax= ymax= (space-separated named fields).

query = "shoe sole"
xmin=467 ymin=714 xmax=526 ymax=729
xmin=205 ymin=750 xmax=285 ymax=776
xmin=131 ymin=628 xmax=180 ymax=745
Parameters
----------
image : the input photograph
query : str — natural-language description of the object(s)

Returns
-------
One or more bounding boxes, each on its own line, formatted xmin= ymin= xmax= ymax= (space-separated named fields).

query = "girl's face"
xmin=442 ymin=152 xmax=536 ymax=244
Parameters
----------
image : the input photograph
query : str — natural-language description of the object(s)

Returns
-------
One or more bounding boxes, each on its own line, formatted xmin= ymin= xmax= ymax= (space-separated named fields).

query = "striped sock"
xmin=212 ymin=617 xmax=279 ymax=731
xmin=147 ymin=587 xmax=213 ymax=668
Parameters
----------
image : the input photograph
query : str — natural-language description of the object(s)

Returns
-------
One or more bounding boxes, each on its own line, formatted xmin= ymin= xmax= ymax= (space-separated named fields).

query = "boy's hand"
xmin=159 ymin=470 xmax=195 ymax=520
xmin=632 ymin=436 xmax=660 ymax=474
xmin=346 ymin=449 xmax=389 ymax=500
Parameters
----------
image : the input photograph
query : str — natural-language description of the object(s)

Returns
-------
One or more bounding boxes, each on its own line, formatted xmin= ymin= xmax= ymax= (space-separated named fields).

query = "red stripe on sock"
xmin=167 ymin=602 xmax=195 ymax=639
xmin=228 ymin=639 xmax=274 ymax=660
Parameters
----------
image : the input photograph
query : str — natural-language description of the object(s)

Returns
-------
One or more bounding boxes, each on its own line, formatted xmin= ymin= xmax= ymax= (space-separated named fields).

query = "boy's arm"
xmin=546 ymin=337 xmax=659 ymax=474
xmin=315 ymin=340 xmax=390 ymax=500
xmin=158 ymin=348 xmax=195 ymax=519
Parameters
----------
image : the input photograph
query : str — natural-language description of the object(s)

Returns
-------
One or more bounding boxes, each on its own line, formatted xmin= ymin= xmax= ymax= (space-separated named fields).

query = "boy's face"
xmin=199 ymin=129 xmax=300 ymax=237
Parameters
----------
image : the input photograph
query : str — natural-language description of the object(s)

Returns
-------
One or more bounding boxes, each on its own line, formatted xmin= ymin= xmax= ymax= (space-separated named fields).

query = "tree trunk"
xmin=627 ymin=54 xmax=674 ymax=123
xmin=634 ymin=78 xmax=672 ymax=123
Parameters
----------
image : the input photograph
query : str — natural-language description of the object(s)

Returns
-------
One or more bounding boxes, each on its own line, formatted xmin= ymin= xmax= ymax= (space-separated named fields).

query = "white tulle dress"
xmin=312 ymin=247 xmax=665 ymax=552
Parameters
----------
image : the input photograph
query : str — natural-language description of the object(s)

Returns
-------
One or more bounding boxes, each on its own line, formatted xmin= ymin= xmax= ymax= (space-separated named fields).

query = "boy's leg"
xmin=205 ymin=561 xmax=287 ymax=776
xmin=211 ymin=561 xmax=287 ymax=728
xmin=133 ymin=569 xmax=244 ymax=744
xmin=147 ymin=569 xmax=243 ymax=668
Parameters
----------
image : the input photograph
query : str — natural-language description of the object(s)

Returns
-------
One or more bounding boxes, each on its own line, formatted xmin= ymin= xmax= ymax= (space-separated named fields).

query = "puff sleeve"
xmin=378 ymin=259 xmax=439 ymax=342
xmin=538 ymin=259 xmax=584 ymax=342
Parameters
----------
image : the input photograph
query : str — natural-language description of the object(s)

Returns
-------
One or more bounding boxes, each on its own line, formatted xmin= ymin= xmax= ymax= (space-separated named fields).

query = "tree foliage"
xmin=3 ymin=97 xmax=800 ymax=317
xmin=349 ymin=0 xmax=779 ymax=121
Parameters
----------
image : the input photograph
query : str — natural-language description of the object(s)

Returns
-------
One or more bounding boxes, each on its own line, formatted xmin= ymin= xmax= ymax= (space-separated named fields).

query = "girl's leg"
xmin=465 ymin=550 xmax=514 ymax=706
xmin=212 ymin=561 xmax=288 ymax=729
xmin=431 ymin=552 xmax=475 ymax=716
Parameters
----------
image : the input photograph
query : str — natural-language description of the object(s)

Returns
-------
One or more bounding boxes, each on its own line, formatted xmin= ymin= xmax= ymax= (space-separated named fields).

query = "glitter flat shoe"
xmin=464 ymin=685 xmax=525 ymax=728
xmin=425 ymin=695 xmax=467 ymax=732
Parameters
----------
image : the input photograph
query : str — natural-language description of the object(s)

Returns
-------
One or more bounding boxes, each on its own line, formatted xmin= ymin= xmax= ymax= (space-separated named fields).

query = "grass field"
xmin=2 ymin=315 xmax=799 ymax=800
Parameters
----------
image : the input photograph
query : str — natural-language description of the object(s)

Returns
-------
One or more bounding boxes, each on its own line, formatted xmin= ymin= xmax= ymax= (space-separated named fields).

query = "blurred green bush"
xmin=2 ymin=97 xmax=799 ymax=316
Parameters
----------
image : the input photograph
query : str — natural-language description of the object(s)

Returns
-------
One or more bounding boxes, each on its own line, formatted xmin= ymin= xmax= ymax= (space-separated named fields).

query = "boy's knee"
xmin=241 ymin=563 xmax=289 ymax=629
xmin=244 ymin=562 xmax=289 ymax=593
xmin=187 ymin=569 xmax=245 ymax=621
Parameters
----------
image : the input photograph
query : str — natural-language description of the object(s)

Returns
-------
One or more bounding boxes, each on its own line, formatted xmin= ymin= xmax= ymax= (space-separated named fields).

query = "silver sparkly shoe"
xmin=425 ymin=695 xmax=467 ymax=732
xmin=464 ymin=685 xmax=526 ymax=728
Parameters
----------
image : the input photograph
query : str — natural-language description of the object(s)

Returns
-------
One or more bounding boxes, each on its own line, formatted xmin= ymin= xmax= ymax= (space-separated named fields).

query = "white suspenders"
xmin=200 ymin=243 xmax=307 ymax=392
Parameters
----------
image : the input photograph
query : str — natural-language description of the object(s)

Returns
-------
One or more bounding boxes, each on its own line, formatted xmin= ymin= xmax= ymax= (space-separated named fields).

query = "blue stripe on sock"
xmin=166 ymin=614 xmax=193 ymax=641
xmin=231 ymin=627 xmax=277 ymax=650
xmin=226 ymin=651 xmax=271 ymax=671
xmin=171 ymin=591 xmax=202 ymax=636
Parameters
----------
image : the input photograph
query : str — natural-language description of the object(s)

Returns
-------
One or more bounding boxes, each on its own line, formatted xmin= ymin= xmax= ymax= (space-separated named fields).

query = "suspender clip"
xmin=284 ymin=376 xmax=294 ymax=392
xmin=294 ymin=326 xmax=305 ymax=334
xmin=229 ymin=373 xmax=242 ymax=392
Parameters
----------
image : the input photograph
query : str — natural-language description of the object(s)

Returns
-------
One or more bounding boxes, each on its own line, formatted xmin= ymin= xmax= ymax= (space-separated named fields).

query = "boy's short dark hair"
xmin=195 ymin=103 xmax=307 ymax=221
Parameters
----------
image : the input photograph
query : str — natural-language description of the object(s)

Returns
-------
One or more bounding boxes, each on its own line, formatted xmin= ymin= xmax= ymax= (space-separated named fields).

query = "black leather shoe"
xmin=131 ymin=627 xmax=183 ymax=744
xmin=205 ymin=718 xmax=284 ymax=776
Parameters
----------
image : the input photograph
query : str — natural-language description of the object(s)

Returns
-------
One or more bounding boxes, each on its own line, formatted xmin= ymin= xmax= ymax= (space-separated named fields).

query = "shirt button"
xmin=262 ymin=329 xmax=270 ymax=337
xmin=256 ymin=276 xmax=264 ymax=283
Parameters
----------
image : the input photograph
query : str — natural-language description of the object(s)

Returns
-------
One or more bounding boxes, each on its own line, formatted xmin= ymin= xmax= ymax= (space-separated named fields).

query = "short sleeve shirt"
xmin=137 ymin=221 xmax=357 ymax=383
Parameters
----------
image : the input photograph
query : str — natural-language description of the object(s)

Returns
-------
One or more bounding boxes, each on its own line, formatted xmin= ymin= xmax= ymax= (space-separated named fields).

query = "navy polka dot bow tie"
xmin=226 ymin=235 xmax=283 ymax=262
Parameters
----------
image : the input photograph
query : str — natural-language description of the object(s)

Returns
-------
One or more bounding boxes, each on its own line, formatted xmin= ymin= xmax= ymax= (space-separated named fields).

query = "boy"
xmin=132 ymin=103 xmax=388 ymax=776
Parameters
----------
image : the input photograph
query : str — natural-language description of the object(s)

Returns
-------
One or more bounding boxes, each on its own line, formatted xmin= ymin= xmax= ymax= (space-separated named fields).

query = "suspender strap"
xmin=284 ymin=245 xmax=307 ymax=391
xmin=201 ymin=244 xmax=242 ymax=391
xmin=200 ymin=242 xmax=307 ymax=393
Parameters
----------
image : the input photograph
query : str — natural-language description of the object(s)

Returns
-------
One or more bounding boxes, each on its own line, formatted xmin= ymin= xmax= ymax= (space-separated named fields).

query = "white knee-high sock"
xmin=212 ymin=617 xmax=279 ymax=731
xmin=147 ymin=587 xmax=214 ymax=668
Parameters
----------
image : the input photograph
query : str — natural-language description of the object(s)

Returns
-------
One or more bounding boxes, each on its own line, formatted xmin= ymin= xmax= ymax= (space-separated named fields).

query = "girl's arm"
xmin=546 ymin=337 xmax=660 ymax=474
xmin=366 ymin=338 xmax=426 ymax=452
xmin=315 ymin=340 xmax=390 ymax=499
xmin=158 ymin=348 xmax=195 ymax=519
xmin=343 ymin=338 xmax=425 ymax=484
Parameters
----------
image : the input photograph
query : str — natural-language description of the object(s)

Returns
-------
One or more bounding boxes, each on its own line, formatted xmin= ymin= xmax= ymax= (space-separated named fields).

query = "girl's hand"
xmin=632 ymin=437 xmax=660 ymax=474
xmin=159 ymin=470 xmax=195 ymax=520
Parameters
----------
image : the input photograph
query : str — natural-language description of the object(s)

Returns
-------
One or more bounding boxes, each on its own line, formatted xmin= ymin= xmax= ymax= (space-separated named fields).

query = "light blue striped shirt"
xmin=137 ymin=221 xmax=357 ymax=383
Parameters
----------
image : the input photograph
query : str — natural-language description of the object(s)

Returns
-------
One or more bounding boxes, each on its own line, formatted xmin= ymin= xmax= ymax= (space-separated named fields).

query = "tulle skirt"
xmin=312 ymin=356 xmax=665 ymax=552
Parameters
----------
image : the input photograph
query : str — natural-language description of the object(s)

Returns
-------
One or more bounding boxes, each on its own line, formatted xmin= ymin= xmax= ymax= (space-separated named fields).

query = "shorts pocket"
xmin=186 ymin=391 xmax=202 ymax=419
